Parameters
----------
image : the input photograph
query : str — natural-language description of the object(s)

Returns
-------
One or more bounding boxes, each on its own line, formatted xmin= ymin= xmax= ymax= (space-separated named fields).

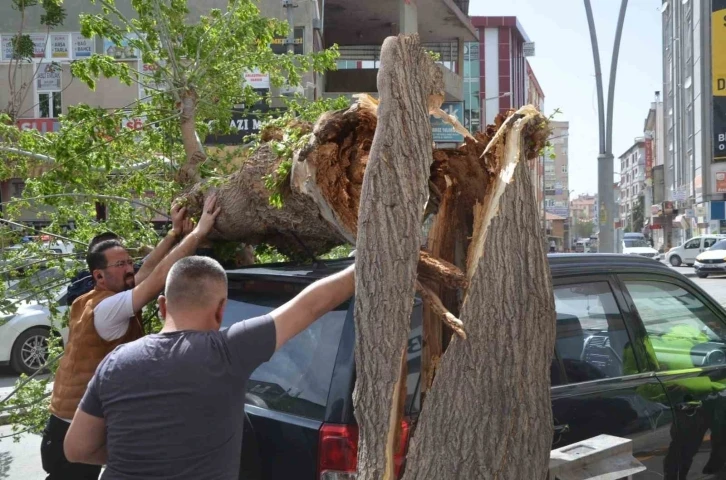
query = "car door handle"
xmin=676 ymin=400 xmax=703 ymax=412
xmin=553 ymin=424 xmax=570 ymax=434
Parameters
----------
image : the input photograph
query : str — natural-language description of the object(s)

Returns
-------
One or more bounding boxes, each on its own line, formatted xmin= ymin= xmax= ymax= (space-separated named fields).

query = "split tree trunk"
xmin=173 ymin=35 xmax=554 ymax=479
xmin=402 ymin=109 xmax=556 ymax=479
xmin=352 ymin=34 xmax=443 ymax=480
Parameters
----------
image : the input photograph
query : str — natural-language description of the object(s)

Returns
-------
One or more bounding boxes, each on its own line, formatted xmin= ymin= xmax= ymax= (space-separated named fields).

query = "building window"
xmin=11 ymin=181 xmax=25 ymax=198
xmin=39 ymin=92 xmax=62 ymax=118
xmin=561 ymin=165 xmax=568 ymax=174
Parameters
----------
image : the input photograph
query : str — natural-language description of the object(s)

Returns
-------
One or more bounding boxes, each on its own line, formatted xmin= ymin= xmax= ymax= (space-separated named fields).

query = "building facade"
xmin=548 ymin=121 xmax=570 ymax=247
xmin=526 ymin=60 xmax=545 ymax=223
xmin=618 ymin=138 xmax=646 ymax=231
xmin=643 ymin=98 xmax=667 ymax=250
xmin=661 ymin=0 xmax=726 ymax=247
xmin=571 ymin=194 xmax=596 ymax=243
xmin=0 ymin=0 xmax=476 ymax=224
xmin=546 ymin=121 xmax=570 ymax=218
xmin=464 ymin=17 xmax=533 ymax=128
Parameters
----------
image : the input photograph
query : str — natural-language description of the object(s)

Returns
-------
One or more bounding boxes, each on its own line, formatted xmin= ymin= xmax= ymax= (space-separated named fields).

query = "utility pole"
xmin=283 ymin=0 xmax=298 ymax=55
xmin=583 ymin=0 xmax=628 ymax=253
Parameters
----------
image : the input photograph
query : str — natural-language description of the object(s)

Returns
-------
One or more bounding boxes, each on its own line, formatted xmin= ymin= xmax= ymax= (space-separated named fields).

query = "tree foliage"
xmin=0 ymin=0 xmax=342 ymax=438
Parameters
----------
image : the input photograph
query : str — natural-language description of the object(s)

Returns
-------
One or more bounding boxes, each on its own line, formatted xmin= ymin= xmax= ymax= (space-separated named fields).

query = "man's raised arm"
xmin=134 ymin=204 xmax=193 ymax=284
xmin=270 ymin=263 xmax=355 ymax=350
xmin=131 ymin=194 xmax=221 ymax=313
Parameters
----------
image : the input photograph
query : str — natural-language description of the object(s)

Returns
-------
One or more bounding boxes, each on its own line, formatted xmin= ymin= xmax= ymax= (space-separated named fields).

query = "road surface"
xmin=667 ymin=264 xmax=726 ymax=305
xmin=0 ymin=424 xmax=44 ymax=479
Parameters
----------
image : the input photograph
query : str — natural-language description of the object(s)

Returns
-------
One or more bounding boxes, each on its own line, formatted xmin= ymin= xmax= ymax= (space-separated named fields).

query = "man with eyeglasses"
xmin=41 ymin=195 xmax=221 ymax=480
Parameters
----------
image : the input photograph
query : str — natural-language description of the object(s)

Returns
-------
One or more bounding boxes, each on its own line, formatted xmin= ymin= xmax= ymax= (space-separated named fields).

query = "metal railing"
xmin=335 ymin=43 xmax=459 ymax=73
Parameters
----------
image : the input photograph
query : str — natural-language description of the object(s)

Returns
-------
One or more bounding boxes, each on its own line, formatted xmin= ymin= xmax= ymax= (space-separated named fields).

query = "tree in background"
xmin=574 ymin=216 xmax=595 ymax=240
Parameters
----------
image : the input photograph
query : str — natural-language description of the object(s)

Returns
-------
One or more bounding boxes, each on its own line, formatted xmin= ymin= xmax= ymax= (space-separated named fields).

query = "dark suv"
xmin=225 ymin=254 xmax=726 ymax=480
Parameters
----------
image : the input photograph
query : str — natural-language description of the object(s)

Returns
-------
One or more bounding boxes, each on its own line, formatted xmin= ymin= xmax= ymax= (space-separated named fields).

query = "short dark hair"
xmin=165 ymin=256 xmax=227 ymax=311
xmin=87 ymin=239 xmax=124 ymax=272
xmin=89 ymin=232 xmax=119 ymax=250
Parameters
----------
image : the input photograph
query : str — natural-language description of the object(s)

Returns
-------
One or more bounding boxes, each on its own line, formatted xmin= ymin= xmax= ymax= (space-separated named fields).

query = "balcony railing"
xmin=335 ymin=43 xmax=459 ymax=74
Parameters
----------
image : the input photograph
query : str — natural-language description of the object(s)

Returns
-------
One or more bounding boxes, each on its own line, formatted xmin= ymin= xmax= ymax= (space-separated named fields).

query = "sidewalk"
xmin=0 ymin=369 xmax=53 ymax=426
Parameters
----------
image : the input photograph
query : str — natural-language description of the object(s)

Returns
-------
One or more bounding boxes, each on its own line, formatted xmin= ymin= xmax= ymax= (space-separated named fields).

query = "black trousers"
xmin=40 ymin=414 xmax=102 ymax=480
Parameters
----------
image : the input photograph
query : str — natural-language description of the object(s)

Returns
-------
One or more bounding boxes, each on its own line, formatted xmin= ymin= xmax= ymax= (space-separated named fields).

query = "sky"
xmin=469 ymin=0 xmax=663 ymax=197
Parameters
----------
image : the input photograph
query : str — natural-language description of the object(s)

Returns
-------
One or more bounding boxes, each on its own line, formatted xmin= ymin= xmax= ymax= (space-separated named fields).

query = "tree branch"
xmin=0 ymin=194 xmax=171 ymax=219
xmin=151 ymin=0 xmax=182 ymax=93
xmin=416 ymin=281 xmax=466 ymax=339
xmin=0 ymin=218 xmax=89 ymax=245
xmin=0 ymin=354 xmax=60 ymax=407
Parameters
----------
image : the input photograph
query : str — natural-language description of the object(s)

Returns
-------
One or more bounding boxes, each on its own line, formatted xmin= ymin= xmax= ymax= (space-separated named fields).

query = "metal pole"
xmin=584 ymin=0 xmax=628 ymax=253
xmin=283 ymin=0 xmax=297 ymax=55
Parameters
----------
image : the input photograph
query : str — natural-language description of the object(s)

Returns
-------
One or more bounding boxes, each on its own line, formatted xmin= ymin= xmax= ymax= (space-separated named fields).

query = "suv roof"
xmin=225 ymin=253 xmax=670 ymax=281
xmin=226 ymin=258 xmax=353 ymax=283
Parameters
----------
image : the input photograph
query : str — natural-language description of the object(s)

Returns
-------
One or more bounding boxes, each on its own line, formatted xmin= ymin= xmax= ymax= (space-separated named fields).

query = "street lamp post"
xmin=583 ymin=0 xmax=628 ymax=253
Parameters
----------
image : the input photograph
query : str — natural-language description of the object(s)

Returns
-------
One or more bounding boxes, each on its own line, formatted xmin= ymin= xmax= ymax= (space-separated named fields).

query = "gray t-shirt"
xmin=79 ymin=315 xmax=276 ymax=480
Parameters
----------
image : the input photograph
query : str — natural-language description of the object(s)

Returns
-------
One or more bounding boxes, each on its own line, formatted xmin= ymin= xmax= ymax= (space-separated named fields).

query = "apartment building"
xmin=618 ymin=138 xmax=646 ymax=231
xmin=545 ymin=121 xmax=569 ymax=218
xmin=526 ymin=60 xmax=545 ymax=220
xmin=463 ymin=16 xmax=533 ymax=129
xmin=0 ymin=0 xmax=476 ymax=224
xmin=661 ymin=0 xmax=726 ymax=246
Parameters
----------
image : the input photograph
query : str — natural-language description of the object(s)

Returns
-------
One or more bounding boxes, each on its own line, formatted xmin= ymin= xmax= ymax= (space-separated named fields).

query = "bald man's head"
xmin=163 ymin=256 xmax=228 ymax=320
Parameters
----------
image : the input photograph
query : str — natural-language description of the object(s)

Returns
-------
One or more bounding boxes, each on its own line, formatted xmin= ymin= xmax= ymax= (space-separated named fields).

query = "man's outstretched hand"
xmin=170 ymin=204 xmax=187 ymax=236
xmin=195 ymin=193 xmax=221 ymax=238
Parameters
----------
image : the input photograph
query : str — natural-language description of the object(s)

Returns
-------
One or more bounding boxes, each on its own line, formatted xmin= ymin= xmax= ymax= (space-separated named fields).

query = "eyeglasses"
xmin=105 ymin=259 xmax=134 ymax=269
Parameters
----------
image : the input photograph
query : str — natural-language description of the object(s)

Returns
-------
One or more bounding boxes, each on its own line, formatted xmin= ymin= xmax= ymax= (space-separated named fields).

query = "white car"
xmin=622 ymin=239 xmax=660 ymax=260
xmin=665 ymin=235 xmax=726 ymax=267
xmin=694 ymin=239 xmax=726 ymax=278
xmin=0 ymin=269 xmax=70 ymax=375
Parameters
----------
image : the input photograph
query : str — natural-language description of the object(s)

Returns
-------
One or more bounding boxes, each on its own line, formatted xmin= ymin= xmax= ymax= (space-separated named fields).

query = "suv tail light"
xmin=318 ymin=421 xmax=410 ymax=480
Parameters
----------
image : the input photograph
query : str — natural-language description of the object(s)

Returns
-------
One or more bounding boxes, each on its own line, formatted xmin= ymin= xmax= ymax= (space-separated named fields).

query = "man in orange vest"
xmin=40 ymin=194 xmax=221 ymax=480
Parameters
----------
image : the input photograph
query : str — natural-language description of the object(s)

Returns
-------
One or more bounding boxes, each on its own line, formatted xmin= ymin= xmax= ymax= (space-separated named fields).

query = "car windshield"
xmin=624 ymin=239 xmax=649 ymax=248
xmin=709 ymin=240 xmax=726 ymax=251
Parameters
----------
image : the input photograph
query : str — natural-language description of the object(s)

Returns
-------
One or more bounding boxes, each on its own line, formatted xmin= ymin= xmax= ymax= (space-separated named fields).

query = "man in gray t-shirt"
xmin=63 ymin=255 xmax=355 ymax=479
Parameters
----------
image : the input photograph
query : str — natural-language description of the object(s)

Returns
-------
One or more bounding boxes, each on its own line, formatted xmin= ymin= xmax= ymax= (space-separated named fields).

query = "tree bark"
xmin=402 ymin=108 xmax=556 ymax=480
xmin=177 ymin=89 xmax=207 ymax=186
xmin=352 ymin=34 xmax=443 ymax=480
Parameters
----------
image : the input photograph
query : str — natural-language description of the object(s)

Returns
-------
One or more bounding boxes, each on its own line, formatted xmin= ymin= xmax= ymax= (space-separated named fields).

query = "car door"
xmin=683 ymin=239 xmax=703 ymax=265
xmin=703 ymin=237 xmax=718 ymax=252
xmin=619 ymin=274 xmax=726 ymax=479
xmin=550 ymin=275 xmax=675 ymax=479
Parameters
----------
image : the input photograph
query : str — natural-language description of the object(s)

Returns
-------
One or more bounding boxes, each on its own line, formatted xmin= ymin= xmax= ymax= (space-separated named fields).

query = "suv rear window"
xmin=224 ymin=286 xmax=349 ymax=421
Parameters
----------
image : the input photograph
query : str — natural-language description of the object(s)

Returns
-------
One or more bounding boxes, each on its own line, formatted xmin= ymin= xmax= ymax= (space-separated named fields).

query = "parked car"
xmin=2 ymin=237 xmax=75 ymax=256
xmin=666 ymin=235 xmax=726 ymax=267
xmin=694 ymin=239 xmax=726 ymax=278
xmin=623 ymin=232 xmax=646 ymax=241
xmin=622 ymin=238 xmax=660 ymax=260
xmin=0 ymin=267 xmax=70 ymax=375
xmin=222 ymin=254 xmax=726 ymax=479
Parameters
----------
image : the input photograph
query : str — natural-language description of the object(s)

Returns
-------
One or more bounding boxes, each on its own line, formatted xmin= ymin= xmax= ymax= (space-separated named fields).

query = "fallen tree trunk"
xmin=181 ymin=97 xmax=500 ymax=259
xmin=351 ymin=34 xmax=443 ymax=480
